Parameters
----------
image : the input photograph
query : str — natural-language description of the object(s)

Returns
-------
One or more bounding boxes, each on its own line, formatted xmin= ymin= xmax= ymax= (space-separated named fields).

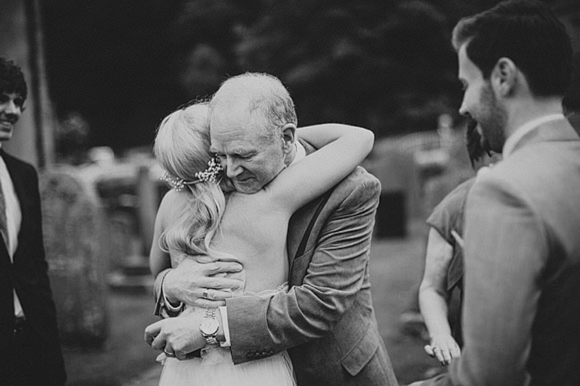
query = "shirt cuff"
xmin=219 ymin=306 xmax=231 ymax=347
xmin=163 ymin=291 xmax=184 ymax=313
xmin=157 ymin=269 xmax=184 ymax=317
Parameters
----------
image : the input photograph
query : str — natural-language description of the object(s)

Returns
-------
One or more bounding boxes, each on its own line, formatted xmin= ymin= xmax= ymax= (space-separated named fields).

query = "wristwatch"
xmin=199 ymin=308 xmax=219 ymax=345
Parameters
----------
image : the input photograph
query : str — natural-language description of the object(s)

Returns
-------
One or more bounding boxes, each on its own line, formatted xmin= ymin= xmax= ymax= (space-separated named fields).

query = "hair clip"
xmin=194 ymin=155 xmax=223 ymax=183
xmin=161 ymin=155 xmax=223 ymax=191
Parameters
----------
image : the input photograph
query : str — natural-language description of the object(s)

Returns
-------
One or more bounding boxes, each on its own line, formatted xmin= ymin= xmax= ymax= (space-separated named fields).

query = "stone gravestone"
xmin=39 ymin=167 xmax=109 ymax=347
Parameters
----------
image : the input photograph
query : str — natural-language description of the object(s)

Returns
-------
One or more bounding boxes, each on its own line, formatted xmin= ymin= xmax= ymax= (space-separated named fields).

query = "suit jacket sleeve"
xmin=226 ymin=174 xmax=381 ymax=364
xmin=27 ymin=165 xmax=51 ymax=286
xmin=421 ymin=173 xmax=545 ymax=386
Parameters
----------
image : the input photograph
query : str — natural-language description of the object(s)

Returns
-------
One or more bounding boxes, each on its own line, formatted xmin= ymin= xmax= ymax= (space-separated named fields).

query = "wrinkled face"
xmin=458 ymin=45 xmax=507 ymax=152
xmin=210 ymin=104 xmax=286 ymax=194
xmin=0 ymin=92 xmax=24 ymax=142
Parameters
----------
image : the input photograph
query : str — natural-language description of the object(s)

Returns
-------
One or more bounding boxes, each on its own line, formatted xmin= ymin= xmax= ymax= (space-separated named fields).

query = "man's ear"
xmin=281 ymin=123 xmax=296 ymax=153
xmin=492 ymin=57 xmax=518 ymax=97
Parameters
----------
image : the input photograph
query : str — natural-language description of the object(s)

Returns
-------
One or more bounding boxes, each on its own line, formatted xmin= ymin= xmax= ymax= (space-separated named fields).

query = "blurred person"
xmin=148 ymin=101 xmax=374 ymax=385
xmin=0 ymin=57 xmax=66 ymax=385
xmin=411 ymin=1 xmax=580 ymax=385
xmin=418 ymin=118 xmax=498 ymax=367
xmin=145 ymin=73 xmax=398 ymax=386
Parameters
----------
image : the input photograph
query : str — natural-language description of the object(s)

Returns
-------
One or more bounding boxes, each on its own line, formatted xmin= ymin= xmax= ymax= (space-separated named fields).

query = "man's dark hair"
xmin=0 ymin=57 xmax=28 ymax=101
xmin=452 ymin=0 xmax=573 ymax=98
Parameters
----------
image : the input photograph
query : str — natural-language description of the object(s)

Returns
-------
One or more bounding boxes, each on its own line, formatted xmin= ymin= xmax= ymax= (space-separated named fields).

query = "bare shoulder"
xmin=158 ymin=189 xmax=189 ymax=219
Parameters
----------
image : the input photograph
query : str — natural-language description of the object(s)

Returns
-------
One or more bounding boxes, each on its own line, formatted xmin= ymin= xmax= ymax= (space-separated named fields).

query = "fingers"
xmin=151 ymin=330 xmax=168 ymax=351
xmin=194 ymin=298 xmax=227 ymax=308
xmin=177 ymin=258 xmax=243 ymax=276
xmin=204 ymin=261 xmax=243 ymax=275
xmin=174 ymin=348 xmax=189 ymax=361
xmin=440 ymin=347 xmax=452 ymax=365
xmin=144 ymin=321 xmax=162 ymax=346
xmin=428 ymin=335 xmax=461 ymax=366
xmin=201 ymin=287 xmax=235 ymax=300
xmin=430 ymin=345 xmax=452 ymax=366
xmin=163 ymin=344 xmax=176 ymax=358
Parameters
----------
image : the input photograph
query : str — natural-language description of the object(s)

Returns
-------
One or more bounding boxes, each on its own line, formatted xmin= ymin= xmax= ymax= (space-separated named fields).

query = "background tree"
xmin=42 ymin=0 xmax=515 ymax=152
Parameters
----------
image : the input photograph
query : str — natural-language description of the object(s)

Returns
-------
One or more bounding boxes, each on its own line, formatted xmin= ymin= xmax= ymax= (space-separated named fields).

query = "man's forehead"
xmin=458 ymin=44 xmax=479 ymax=80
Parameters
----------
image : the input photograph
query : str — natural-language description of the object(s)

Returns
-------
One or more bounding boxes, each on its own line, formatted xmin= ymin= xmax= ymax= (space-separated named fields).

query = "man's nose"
xmin=224 ymin=158 xmax=242 ymax=178
xmin=4 ymin=100 xmax=21 ymax=116
xmin=458 ymin=98 xmax=468 ymax=117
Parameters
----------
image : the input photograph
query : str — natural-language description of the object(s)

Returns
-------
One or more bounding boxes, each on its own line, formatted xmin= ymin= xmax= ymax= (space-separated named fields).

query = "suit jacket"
xmin=422 ymin=119 xmax=580 ymax=386
xmin=0 ymin=150 xmax=66 ymax=384
xmin=225 ymin=140 xmax=398 ymax=386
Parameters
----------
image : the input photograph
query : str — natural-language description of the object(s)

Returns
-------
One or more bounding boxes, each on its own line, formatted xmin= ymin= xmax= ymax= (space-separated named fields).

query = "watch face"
xmin=200 ymin=318 xmax=219 ymax=336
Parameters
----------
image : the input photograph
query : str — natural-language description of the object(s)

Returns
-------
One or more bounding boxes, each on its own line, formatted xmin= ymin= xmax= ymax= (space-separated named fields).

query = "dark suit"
xmin=0 ymin=150 xmax=66 ymax=385
xmin=225 ymin=141 xmax=398 ymax=386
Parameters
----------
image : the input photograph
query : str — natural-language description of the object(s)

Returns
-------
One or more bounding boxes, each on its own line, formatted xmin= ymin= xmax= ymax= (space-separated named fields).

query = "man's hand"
xmin=145 ymin=312 xmax=206 ymax=360
xmin=164 ymin=257 xmax=244 ymax=308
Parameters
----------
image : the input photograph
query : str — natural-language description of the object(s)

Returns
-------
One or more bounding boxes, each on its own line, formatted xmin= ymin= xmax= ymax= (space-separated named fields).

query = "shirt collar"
xmin=502 ymin=114 xmax=565 ymax=158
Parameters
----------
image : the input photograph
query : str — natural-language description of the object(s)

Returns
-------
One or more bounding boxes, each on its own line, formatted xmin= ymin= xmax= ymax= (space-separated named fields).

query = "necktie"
xmin=0 ymin=180 xmax=9 ymax=250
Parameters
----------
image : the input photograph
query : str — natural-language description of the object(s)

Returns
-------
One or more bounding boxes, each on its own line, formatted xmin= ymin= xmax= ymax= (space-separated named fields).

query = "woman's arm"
xmin=149 ymin=192 xmax=173 ymax=278
xmin=268 ymin=123 xmax=373 ymax=212
xmin=418 ymin=227 xmax=461 ymax=365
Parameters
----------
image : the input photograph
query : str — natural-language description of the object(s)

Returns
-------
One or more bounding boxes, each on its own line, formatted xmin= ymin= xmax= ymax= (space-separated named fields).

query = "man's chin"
xmin=233 ymin=181 xmax=261 ymax=194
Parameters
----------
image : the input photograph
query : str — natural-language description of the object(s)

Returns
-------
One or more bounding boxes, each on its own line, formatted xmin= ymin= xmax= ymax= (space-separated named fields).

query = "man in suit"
xmin=145 ymin=73 xmax=398 ymax=385
xmin=412 ymin=1 xmax=580 ymax=385
xmin=0 ymin=57 xmax=66 ymax=385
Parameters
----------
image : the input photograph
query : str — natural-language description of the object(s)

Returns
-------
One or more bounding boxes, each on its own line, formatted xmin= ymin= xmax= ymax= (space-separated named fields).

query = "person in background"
xmin=411 ymin=1 xmax=580 ymax=384
xmin=0 ymin=57 xmax=66 ymax=385
xmin=418 ymin=118 xmax=498 ymax=366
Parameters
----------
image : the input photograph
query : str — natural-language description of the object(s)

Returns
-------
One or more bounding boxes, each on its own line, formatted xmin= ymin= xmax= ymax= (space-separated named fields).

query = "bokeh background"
xmin=1 ymin=0 xmax=579 ymax=384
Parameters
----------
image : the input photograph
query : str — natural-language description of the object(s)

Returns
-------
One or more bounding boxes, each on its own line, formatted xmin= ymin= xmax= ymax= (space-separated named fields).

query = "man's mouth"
xmin=0 ymin=120 xmax=14 ymax=131
xmin=234 ymin=175 xmax=254 ymax=186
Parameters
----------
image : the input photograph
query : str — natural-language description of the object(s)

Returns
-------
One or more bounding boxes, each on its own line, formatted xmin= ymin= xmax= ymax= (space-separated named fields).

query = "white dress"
xmin=157 ymin=285 xmax=296 ymax=386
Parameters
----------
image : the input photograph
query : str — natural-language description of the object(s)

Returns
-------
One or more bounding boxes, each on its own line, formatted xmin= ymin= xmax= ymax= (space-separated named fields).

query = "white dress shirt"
xmin=0 ymin=153 xmax=24 ymax=317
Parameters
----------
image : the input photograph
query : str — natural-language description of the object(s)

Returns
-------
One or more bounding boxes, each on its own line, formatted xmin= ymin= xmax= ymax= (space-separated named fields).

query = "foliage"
xmin=41 ymin=0 xmax=495 ymax=150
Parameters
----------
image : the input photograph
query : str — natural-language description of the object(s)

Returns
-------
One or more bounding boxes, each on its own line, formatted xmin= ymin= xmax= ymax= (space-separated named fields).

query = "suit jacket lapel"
xmin=286 ymin=140 xmax=323 ymax=270
xmin=0 ymin=151 xmax=29 ymax=261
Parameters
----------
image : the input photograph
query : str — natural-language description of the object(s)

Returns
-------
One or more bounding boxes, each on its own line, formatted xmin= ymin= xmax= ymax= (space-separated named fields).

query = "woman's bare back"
xmin=210 ymin=190 xmax=291 ymax=293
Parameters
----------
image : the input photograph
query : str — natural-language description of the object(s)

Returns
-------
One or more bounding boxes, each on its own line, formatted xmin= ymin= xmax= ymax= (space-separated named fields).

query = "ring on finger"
xmin=164 ymin=349 xmax=176 ymax=358
xmin=202 ymin=289 xmax=210 ymax=299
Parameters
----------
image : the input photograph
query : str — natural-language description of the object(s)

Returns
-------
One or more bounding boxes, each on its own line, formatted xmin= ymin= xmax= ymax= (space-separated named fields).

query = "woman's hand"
xmin=424 ymin=334 xmax=461 ymax=366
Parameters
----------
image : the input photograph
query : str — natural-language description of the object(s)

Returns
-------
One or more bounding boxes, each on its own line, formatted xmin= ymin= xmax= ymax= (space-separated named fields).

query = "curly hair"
xmin=0 ymin=57 xmax=27 ymax=101
xmin=153 ymin=102 xmax=226 ymax=257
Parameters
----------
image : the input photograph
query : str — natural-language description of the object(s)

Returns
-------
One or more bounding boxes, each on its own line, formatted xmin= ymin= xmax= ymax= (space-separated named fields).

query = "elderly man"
xmin=146 ymin=73 xmax=398 ymax=385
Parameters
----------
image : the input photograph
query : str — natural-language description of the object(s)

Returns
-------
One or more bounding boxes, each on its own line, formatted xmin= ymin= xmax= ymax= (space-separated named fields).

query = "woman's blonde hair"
xmin=153 ymin=102 xmax=225 ymax=257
